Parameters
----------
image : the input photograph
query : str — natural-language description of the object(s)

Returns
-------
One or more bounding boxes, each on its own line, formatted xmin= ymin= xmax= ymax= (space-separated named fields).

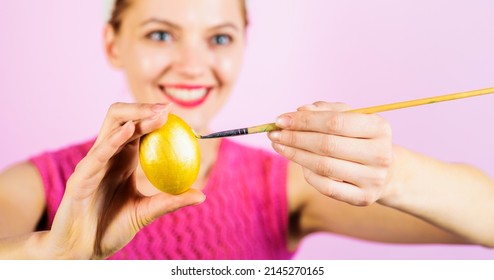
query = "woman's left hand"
xmin=268 ymin=102 xmax=394 ymax=206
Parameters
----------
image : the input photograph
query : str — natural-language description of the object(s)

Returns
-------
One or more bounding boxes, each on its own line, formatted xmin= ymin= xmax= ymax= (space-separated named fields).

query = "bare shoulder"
xmin=0 ymin=161 xmax=46 ymax=237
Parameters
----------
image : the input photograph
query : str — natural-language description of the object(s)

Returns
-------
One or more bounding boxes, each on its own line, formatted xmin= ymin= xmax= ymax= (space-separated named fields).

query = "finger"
xmin=298 ymin=101 xmax=351 ymax=112
xmin=77 ymin=120 xmax=136 ymax=182
xmin=96 ymin=103 xmax=171 ymax=144
xmin=271 ymin=142 xmax=369 ymax=187
xmin=137 ymin=189 xmax=206 ymax=228
xmin=89 ymin=109 xmax=169 ymax=175
xmin=127 ymin=111 xmax=169 ymax=143
xmin=302 ymin=168 xmax=373 ymax=206
xmin=66 ymin=120 xmax=137 ymax=197
xmin=275 ymin=110 xmax=391 ymax=139
xmin=268 ymin=130 xmax=391 ymax=166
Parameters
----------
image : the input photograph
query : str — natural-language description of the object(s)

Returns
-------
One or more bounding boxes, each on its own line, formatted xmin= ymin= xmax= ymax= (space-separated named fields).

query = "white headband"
xmin=103 ymin=0 xmax=249 ymax=23
xmin=103 ymin=0 xmax=116 ymax=22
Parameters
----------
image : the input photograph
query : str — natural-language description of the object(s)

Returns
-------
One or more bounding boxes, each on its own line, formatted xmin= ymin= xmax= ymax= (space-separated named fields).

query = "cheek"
xmin=214 ymin=49 xmax=244 ymax=86
xmin=125 ymin=47 xmax=173 ymax=84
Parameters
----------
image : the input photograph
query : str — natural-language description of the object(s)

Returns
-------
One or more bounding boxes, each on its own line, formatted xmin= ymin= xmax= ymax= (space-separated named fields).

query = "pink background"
xmin=1 ymin=0 xmax=493 ymax=259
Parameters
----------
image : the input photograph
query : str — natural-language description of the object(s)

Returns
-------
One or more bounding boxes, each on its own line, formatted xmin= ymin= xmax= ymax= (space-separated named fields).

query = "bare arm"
xmin=381 ymin=146 xmax=494 ymax=246
xmin=0 ymin=162 xmax=53 ymax=259
xmin=272 ymin=102 xmax=494 ymax=247
xmin=0 ymin=162 xmax=46 ymax=238
xmin=0 ymin=231 xmax=51 ymax=259
xmin=0 ymin=103 xmax=205 ymax=259
xmin=288 ymin=150 xmax=493 ymax=246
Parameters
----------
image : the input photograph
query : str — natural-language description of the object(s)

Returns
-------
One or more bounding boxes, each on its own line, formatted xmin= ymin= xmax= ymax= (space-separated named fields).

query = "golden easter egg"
xmin=139 ymin=114 xmax=200 ymax=195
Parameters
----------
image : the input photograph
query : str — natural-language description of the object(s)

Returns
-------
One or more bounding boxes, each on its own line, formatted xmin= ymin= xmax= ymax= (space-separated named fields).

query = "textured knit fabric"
xmin=30 ymin=138 xmax=294 ymax=260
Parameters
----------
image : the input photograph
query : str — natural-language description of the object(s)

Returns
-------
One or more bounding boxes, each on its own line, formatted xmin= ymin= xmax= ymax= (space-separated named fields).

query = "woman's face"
xmin=105 ymin=0 xmax=246 ymax=132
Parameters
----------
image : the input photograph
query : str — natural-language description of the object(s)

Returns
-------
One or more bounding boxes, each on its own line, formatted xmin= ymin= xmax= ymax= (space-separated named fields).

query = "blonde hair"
xmin=105 ymin=0 xmax=249 ymax=32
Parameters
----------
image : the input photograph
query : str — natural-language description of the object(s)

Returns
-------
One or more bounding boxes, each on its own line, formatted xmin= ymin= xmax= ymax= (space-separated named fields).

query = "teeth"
xmin=165 ymin=87 xmax=208 ymax=101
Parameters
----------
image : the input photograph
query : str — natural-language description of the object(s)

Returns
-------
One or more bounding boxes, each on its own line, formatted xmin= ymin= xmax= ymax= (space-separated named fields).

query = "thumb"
xmin=138 ymin=189 xmax=206 ymax=226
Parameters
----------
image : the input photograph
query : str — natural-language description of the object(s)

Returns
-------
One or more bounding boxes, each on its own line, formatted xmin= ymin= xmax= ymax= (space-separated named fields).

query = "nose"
xmin=174 ymin=43 xmax=209 ymax=79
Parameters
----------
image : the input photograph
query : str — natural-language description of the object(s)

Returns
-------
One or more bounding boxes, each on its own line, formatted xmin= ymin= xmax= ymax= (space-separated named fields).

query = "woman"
xmin=0 ymin=0 xmax=493 ymax=259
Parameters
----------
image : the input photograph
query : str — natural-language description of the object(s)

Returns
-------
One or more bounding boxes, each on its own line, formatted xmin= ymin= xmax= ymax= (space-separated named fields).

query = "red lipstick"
xmin=160 ymin=85 xmax=211 ymax=108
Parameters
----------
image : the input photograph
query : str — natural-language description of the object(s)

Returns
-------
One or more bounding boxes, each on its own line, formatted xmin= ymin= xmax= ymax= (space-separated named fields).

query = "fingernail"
xmin=195 ymin=194 xmax=206 ymax=205
xmin=149 ymin=113 xmax=162 ymax=120
xmin=123 ymin=120 xmax=133 ymax=128
xmin=151 ymin=103 xmax=170 ymax=113
xmin=268 ymin=131 xmax=281 ymax=141
xmin=298 ymin=104 xmax=316 ymax=111
xmin=273 ymin=143 xmax=285 ymax=152
xmin=275 ymin=116 xmax=292 ymax=128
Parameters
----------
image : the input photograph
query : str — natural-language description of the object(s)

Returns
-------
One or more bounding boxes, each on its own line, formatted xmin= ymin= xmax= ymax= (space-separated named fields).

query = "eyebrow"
xmin=140 ymin=18 xmax=239 ymax=32
xmin=208 ymin=23 xmax=239 ymax=32
xmin=141 ymin=18 xmax=181 ymax=29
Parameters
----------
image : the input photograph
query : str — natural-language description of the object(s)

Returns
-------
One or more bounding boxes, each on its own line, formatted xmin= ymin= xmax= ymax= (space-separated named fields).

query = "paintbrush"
xmin=194 ymin=87 xmax=494 ymax=139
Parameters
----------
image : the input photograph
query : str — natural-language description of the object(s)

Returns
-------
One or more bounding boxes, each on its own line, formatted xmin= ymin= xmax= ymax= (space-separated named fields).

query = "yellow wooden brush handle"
xmin=247 ymin=123 xmax=279 ymax=134
xmin=348 ymin=87 xmax=494 ymax=114
xmin=249 ymin=87 xmax=494 ymax=134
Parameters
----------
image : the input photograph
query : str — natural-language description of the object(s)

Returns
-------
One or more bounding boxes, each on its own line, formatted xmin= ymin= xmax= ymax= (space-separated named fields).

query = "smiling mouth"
xmin=159 ymin=85 xmax=212 ymax=108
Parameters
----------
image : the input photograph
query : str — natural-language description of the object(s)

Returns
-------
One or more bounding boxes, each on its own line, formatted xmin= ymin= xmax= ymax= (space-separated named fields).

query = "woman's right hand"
xmin=44 ymin=103 xmax=205 ymax=259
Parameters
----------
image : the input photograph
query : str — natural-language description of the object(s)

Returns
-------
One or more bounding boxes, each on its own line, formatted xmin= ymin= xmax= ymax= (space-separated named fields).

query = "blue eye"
xmin=148 ymin=31 xmax=172 ymax=42
xmin=211 ymin=34 xmax=232 ymax=46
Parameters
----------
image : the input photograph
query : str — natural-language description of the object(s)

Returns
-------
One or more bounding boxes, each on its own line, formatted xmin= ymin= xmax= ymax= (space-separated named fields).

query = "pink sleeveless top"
xmin=30 ymin=139 xmax=294 ymax=260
